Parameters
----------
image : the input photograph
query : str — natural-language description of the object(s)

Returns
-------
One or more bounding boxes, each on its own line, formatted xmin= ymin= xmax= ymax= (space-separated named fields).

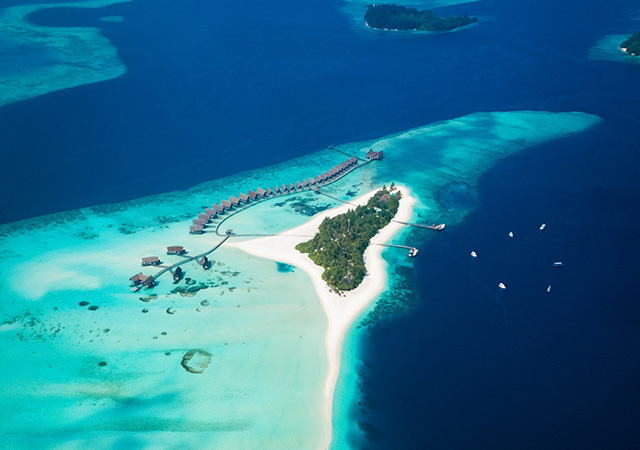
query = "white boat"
xmin=498 ymin=282 xmax=506 ymax=290
xmin=470 ymin=251 xmax=478 ymax=258
xmin=540 ymin=223 xmax=546 ymax=231
xmin=508 ymin=231 xmax=514 ymax=238
xmin=553 ymin=261 xmax=564 ymax=267
xmin=547 ymin=285 xmax=552 ymax=292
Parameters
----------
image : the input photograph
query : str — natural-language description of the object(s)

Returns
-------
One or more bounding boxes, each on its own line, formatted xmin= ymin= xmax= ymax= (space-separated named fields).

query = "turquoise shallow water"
xmin=0 ymin=111 xmax=599 ymax=449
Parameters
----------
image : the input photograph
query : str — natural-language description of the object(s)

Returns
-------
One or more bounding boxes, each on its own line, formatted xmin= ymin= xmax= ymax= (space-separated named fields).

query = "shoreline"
xmin=228 ymin=185 xmax=415 ymax=449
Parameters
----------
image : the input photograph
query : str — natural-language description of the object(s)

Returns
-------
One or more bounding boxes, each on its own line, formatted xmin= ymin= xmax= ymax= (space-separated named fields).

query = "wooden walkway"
xmin=211 ymin=160 xmax=373 ymax=236
xmin=331 ymin=147 xmax=368 ymax=162
xmin=392 ymin=220 xmax=445 ymax=230
xmin=316 ymin=190 xmax=357 ymax=206
xmin=372 ymin=243 xmax=414 ymax=250
xmin=152 ymin=235 xmax=231 ymax=281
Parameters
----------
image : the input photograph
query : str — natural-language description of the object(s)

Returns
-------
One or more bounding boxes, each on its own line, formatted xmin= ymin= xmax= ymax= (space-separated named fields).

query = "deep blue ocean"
xmin=3 ymin=0 xmax=640 ymax=448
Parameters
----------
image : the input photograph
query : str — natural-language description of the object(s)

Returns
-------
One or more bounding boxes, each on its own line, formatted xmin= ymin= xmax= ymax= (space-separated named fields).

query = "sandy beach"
xmin=228 ymin=185 xmax=415 ymax=449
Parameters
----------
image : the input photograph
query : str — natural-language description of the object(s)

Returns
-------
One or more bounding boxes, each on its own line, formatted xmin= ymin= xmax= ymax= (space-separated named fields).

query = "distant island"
xmin=364 ymin=4 xmax=478 ymax=32
xmin=620 ymin=32 xmax=640 ymax=56
xmin=296 ymin=186 xmax=401 ymax=291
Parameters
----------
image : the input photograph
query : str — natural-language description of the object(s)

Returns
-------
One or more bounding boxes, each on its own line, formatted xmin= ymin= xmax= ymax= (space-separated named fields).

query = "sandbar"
xmin=0 ymin=0 xmax=131 ymax=107
xmin=228 ymin=185 xmax=415 ymax=449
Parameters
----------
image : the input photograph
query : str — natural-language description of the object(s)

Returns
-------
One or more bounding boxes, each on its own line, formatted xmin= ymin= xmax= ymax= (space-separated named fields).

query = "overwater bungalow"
xmin=282 ymin=184 xmax=288 ymax=193
xmin=266 ymin=187 xmax=274 ymax=196
xmin=226 ymin=229 xmax=234 ymax=235
xmin=239 ymin=192 xmax=249 ymax=203
xmin=302 ymin=179 xmax=308 ymax=188
xmin=320 ymin=173 xmax=328 ymax=182
xmin=141 ymin=256 xmax=160 ymax=266
xmin=198 ymin=213 xmax=210 ymax=222
xmin=213 ymin=203 xmax=224 ymax=213
xmin=221 ymin=199 xmax=232 ymax=209
xmin=229 ymin=196 xmax=240 ymax=206
xmin=143 ymin=275 xmax=155 ymax=288
xmin=366 ymin=149 xmax=384 ymax=160
xmin=130 ymin=273 xmax=146 ymax=285
xmin=289 ymin=182 xmax=295 ymax=192
xmin=309 ymin=178 xmax=316 ymax=185
xmin=193 ymin=218 xmax=206 ymax=226
xmin=274 ymin=185 xmax=281 ymax=195
xmin=248 ymin=190 xmax=258 ymax=200
xmin=256 ymin=188 xmax=266 ymax=198
xmin=204 ymin=208 xmax=217 ymax=217
xmin=190 ymin=224 xmax=204 ymax=234
xmin=167 ymin=246 xmax=186 ymax=255
xmin=316 ymin=175 xmax=322 ymax=184
xmin=131 ymin=273 xmax=155 ymax=288
xmin=349 ymin=156 xmax=358 ymax=164
xmin=312 ymin=185 xmax=319 ymax=193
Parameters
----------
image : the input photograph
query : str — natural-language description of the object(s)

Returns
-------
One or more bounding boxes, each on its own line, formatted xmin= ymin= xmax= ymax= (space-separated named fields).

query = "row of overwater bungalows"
xmin=189 ymin=157 xmax=358 ymax=233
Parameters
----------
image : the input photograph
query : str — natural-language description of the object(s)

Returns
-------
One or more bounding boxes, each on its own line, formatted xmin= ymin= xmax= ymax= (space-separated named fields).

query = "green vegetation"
xmin=364 ymin=4 xmax=478 ymax=32
xmin=621 ymin=32 xmax=640 ymax=56
xmin=296 ymin=187 xmax=401 ymax=292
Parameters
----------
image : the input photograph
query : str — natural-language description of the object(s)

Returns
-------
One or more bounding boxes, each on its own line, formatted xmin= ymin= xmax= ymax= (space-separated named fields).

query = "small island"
xmin=296 ymin=186 xmax=401 ymax=291
xmin=620 ymin=32 xmax=640 ymax=56
xmin=364 ymin=4 xmax=478 ymax=32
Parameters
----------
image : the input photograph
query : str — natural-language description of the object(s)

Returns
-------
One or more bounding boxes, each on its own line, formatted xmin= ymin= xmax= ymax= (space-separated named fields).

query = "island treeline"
xmin=364 ymin=4 xmax=478 ymax=32
xmin=296 ymin=186 xmax=401 ymax=292
xmin=621 ymin=32 xmax=640 ymax=56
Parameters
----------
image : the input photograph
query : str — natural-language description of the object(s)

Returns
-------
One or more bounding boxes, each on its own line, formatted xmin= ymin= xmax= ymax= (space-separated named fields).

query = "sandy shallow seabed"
xmin=228 ymin=185 xmax=415 ymax=449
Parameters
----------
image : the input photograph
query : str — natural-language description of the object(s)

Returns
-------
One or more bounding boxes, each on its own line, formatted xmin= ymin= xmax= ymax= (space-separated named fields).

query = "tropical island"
xmin=296 ymin=186 xmax=401 ymax=291
xmin=620 ymin=32 xmax=640 ymax=56
xmin=364 ymin=4 xmax=478 ymax=32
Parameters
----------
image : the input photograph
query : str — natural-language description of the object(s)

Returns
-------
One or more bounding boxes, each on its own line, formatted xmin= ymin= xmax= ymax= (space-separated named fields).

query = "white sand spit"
xmin=228 ymin=186 xmax=415 ymax=449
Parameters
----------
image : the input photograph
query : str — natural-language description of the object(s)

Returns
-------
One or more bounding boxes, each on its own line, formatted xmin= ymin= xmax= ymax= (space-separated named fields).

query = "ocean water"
xmin=1 ymin=0 xmax=640 ymax=449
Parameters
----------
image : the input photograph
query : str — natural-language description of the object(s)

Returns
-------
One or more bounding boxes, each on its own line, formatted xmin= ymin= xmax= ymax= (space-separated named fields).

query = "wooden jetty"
xmin=187 ymin=153 xmax=370 ymax=236
xmin=138 ymin=235 xmax=232 ymax=287
xmin=315 ymin=189 xmax=356 ymax=206
xmin=372 ymin=243 xmax=419 ymax=257
xmin=393 ymin=220 xmax=445 ymax=231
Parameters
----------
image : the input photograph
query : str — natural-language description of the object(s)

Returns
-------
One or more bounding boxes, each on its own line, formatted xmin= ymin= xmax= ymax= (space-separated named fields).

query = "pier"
xmin=133 ymin=235 xmax=232 ymax=288
xmin=315 ymin=189 xmax=357 ymax=206
xmin=200 ymin=155 xmax=375 ymax=236
xmin=373 ymin=243 xmax=413 ymax=250
xmin=372 ymin=242 xmax=419 ymax=257
xmin=331 ymin=147 xmax=368 ymax=162
xmin=392 ymin=220 xmax=445 ymax=231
